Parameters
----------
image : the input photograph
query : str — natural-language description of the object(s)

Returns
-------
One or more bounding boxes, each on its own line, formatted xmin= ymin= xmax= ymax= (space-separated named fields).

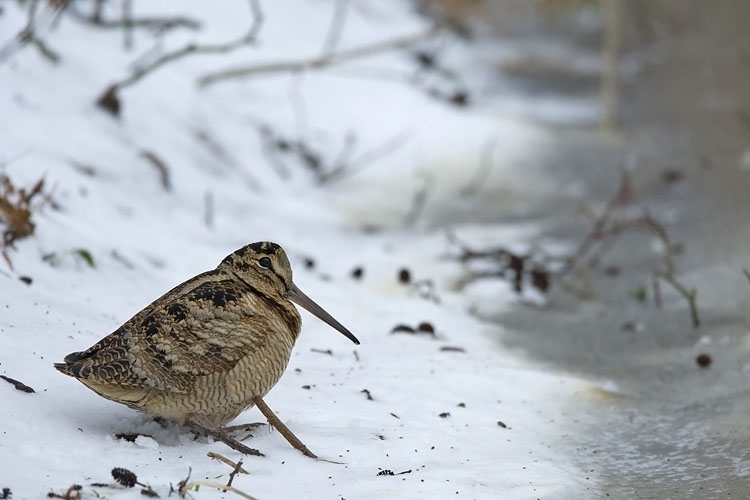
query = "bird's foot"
xmin=223 ymin=422 xmax=266 ymax=434
xmin=223 ymin=422 xmax=266 ymax=442
xmin=188 ymin=421 xmax=265 ymax=457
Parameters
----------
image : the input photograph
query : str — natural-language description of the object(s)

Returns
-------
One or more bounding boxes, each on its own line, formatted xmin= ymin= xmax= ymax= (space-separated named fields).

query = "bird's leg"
xmin=188 ymin=421 xmax=265 ymax=457
xmin=252 ymin=396 xmax=317 ymax=459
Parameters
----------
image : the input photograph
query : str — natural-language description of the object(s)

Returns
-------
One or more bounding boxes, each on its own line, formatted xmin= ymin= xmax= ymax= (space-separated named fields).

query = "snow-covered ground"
xmin=1 ymin=2 xmax=603 ymax=499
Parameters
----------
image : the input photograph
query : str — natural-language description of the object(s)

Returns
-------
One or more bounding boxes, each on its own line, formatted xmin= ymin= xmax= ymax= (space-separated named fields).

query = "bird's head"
xmin=221 ymin=241 xmax=360 ymax=345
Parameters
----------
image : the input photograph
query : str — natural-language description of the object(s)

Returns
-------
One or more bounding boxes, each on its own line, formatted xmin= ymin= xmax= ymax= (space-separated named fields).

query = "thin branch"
xmin=225 ymin=458 xmax=244 ymax=490
xmin=631 ymin=213 xmax=674 ymax=275
xmin=192 ymin=127 xmax=263 ymax=192
xmin=140 ymin=150 xmax=171 ymax=191
xmin=179 ymin=480 xmax=258 ymax=500
xmin=204 ymin=190 xmax=214 ymax=228
xmin=199 ymin=25 xmax=441 ymax=87
xmin=654 ymin=270 xmax=700 ymax=327
xmin=600 ymin=0 xmax=622 ymax=129
xmin=403 ymin=173 xmax=434 ymax=227
xmin=319 ymin=129 xmax=411 ymax=184
xmin=562 ymin=168 xmax=633 ymax=274
xmin=459 ymin=137 xmax=497 ymax=197
xmin=121 ymin=0 xmax=261 ymax=89
xmin=66 ymin=3 xmax=201 ymax=33
xmin=565 ymin=175 xmax=698 ymax=326
xmin=327 ymin=131 xmax=358 ymax=179
xmin=91 ymin=0 xmax=105 ymax=23
xmin=253 ymin=121 xmax=409 ymax=185
xmin=122 ymin=0 xmax=134 ymax=50
xmin=652 ymin=271 xmax=662 ymax=308
xmin=96 ymin=0 xmax=263 ymax=115
xmin=188 ymin=422 xmax=264 ymax=457
xmin=207 ymin=452 xmax=249 ymax=473
xmin=321 ymin=0 xmax=349 ymax=55
xmin=0 ymin=0 xmax=63 ymax=64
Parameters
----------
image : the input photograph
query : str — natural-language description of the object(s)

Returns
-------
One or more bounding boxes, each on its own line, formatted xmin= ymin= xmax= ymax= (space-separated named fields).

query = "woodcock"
xmin=55 ymin=241 xmax=360 ymax=431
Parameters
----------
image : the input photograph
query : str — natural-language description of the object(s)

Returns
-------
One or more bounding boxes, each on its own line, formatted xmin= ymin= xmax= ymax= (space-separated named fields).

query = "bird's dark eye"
xmin=258 ymin=257 xmax=272 ymax=269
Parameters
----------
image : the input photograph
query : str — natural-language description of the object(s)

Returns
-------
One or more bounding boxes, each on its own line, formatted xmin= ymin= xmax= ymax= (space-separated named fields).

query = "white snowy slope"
xmin=1 ymin=2 xmax=602 ymax=499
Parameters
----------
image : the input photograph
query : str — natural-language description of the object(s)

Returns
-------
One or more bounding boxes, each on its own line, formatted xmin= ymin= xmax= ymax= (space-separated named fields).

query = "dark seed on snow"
xmin=397 ymin=268 xmax=411 ymax=284
xmin=696 ymin=353 xmax=712 ymax=368
xmin=417 ymin=322 xmax=434 ymax=334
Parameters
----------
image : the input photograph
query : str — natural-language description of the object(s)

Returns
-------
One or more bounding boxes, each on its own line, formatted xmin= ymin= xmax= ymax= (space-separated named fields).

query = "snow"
xmin=1 ymin=2 xmax=600 ymax=499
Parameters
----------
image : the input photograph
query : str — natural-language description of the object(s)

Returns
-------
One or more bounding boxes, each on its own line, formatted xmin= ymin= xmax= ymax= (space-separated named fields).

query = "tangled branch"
xmin=96 ymin=0 xmax=264 ymax=116
xmin=451 ymin=167 xmax=700 ymax=327
xmin=0 ymin=0 xmax=65 ymax=64
xmin=66 ymin=2 xmax=201 ymax=34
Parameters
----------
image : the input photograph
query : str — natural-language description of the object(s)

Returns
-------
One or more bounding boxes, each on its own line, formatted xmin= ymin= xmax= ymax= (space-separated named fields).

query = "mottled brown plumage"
xmin=55 ymin=241 xmax=359 ymax=429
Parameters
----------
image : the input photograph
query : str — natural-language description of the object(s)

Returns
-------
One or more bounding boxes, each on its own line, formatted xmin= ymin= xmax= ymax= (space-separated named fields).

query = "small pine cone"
xmin=111 ymin=467 xmax=138 ymax=488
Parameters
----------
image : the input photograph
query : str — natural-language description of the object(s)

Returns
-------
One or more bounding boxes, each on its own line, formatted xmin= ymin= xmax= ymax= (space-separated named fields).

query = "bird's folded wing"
xmin=60 ymin=278 xmax=274 ymax=394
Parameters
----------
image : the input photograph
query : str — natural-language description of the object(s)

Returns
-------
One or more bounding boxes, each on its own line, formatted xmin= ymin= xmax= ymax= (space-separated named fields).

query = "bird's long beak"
xmin=288 ymin=283 xmax=360 ymax=345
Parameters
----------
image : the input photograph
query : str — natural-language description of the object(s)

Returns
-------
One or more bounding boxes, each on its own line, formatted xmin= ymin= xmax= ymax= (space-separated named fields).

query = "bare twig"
xmin=0 ymin=374 xmax=35 ymax=393
xmin=91 ymin=0 xmax=105 ymax=23
xmin=192 ymin=128 xmax=262 ymax=192
xmin=140 ymin=150 xmax=171 ymax=191
xmin=189 ymin=422 xmax=264 ymax=457
xmin=460 ymin=137 xmax=497 ymax=197
xmin=566 ymin=196 xmax=699 ymax=327
xmin=254 ymin=122 xmax=408 ymax=185
xmin=403 ymin=173 xmax=433 ymax=226
xmin=451 ymin=161 xmax=699 ymax=325
xmin=122 ymin=0 xmax=134 ymax=50
xmin=207 ymin=452 xmax=248 ymax=474
xmin=322 ymin=0 xmax=349 ymax=55
xmin=204 ymin=190 xmax=214 ymax=228
xmin=0 ymin=0 xmax=64 ymax=64
xmin=199 ymin=25 xmax=441 ymax=86
xmin=325 ymin=132 xmax=358 ymax=179
xmin=652 ymin=271 xmax=662 ymax=308
xmin=448 ymin=233 xmax=536 ymax=294
xmin=319 ymin=129 xmax=411 ymax=184
xmin=97 ymin=0 xmax=264 ymax=115
xmin=225 ymin=459 xmax=244 ymax=490
xmin=563 ymin=168 xmax=633 ymax=273
xmin=601 ymin=0 xmax=622 ymax=129
xmin=634 ymin=213 xmax=674 ymax=275
xmin=654 ymin=270 xmax=700 ymax=327
xmin=569 ymin=178 xmax=698 ymax=324
xmin=618 ymin=212 xmax=699 ymax=326
xmin=66 ymin=2 xmax=201 ymax=33
xmin=252 ymin=396 xmax=317 ymax=459
xmin=179 ymin=480 xmax=258 ymax=500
